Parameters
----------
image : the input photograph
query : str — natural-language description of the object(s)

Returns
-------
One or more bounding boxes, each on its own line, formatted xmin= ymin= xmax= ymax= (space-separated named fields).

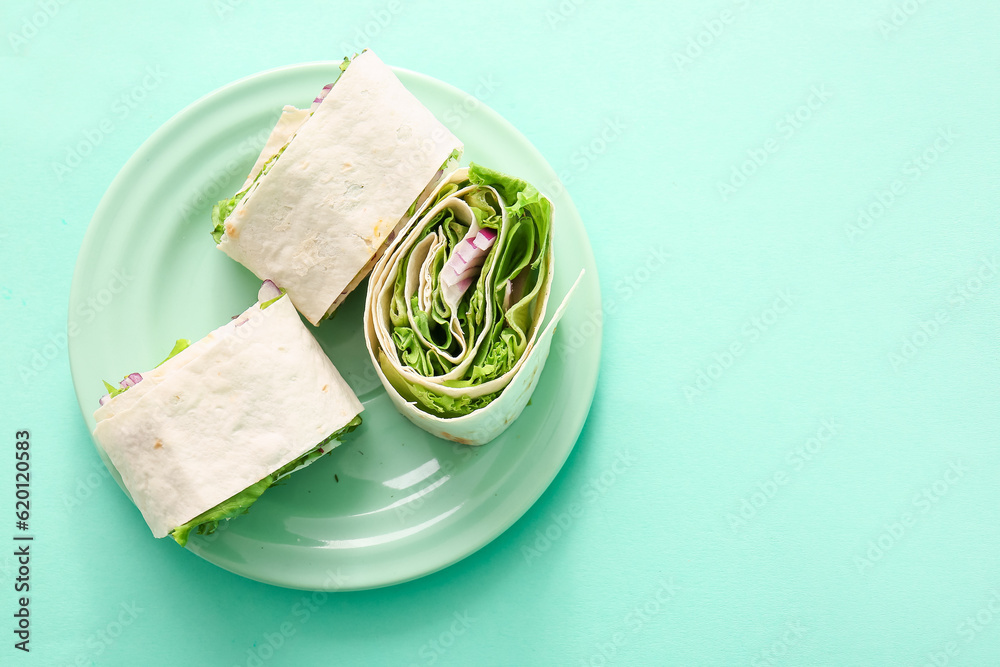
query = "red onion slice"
xmin=309 ymin=82 xmax=335 ymax=112
xmin=440 ymin=228 xmax=497 ymax=309
xmin=503 ymin=267 xmax=530 ymax=311
xmin=441 ymin=260 xmax=485 ymax=287
xmin=443 ymin=277 xmax=473 ymax=303
xmin=454 ymin=239 xmax=478 ymax=264
xmin=471 ymin=228 xmax=497 ymax=250
xmin=99 ymin=394 xmax=110 ymax=406
xmin=258 ymin=279 xmax=281 ymax=302
xmin=119 ymin=373 xmax=143 ymax=389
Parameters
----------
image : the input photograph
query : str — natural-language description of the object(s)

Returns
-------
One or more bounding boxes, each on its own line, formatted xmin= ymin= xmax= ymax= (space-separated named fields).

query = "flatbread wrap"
xmin=213 ymin=49 xmax=463 ymax=325
xmin=364 ymin=164 xmax=583 ymax=445
xmin=92 ymin=282 xmax=364 ymax=545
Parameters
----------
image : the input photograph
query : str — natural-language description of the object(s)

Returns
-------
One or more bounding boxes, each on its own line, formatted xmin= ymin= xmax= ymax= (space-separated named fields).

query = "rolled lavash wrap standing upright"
xmin=213 ymin=49 xmax=463 ymax=325
xmin=364 ymin=165 xmax=583 ymax=445
xmin=91 ymin=282 xmax=364 ymax=546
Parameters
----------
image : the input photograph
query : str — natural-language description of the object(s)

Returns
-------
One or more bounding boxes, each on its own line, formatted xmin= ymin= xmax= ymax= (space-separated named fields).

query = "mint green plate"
xmin=67 ymin=62 xmax=601 ymax=591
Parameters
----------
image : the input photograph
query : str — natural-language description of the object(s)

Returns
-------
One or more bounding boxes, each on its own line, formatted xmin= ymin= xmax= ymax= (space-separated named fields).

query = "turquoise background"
xmin=2 ymin=0 xmax=1000 ymax=665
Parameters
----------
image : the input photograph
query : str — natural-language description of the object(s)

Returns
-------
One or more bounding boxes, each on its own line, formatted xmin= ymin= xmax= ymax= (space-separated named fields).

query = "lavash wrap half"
xmin=92 ymin=286 xmax=363 ymax=545
xmin=364 ymin=165 xmax=583 ymax=446
xmin=213 ymin=49 xmax=463 ymax=325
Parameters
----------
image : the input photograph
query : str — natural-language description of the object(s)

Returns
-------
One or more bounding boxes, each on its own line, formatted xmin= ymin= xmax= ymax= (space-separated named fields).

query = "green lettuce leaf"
xmin=102 ymin=339 xmax=192 ymax=399
xmin=170 ymin=414 xmax=362 ymax=546
xmin=260 ymin=290 xmax=286 ymax=309
xmin=379 ymin=351 xmax=497 ymax=418
xmin=211 ymin=143 xmax=288 ymax=243
xmin=158 ymin=339 xmax=190 ymax=366
xmin=102 ymin=380 xmax=126 ymax=399
xmin=211 ymin=192 xmax=243 ymax=244
xmin=441 ymin=148 xmax=461 ymax=171
xmin=384 ymin=163 xmax=551 ymax=417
